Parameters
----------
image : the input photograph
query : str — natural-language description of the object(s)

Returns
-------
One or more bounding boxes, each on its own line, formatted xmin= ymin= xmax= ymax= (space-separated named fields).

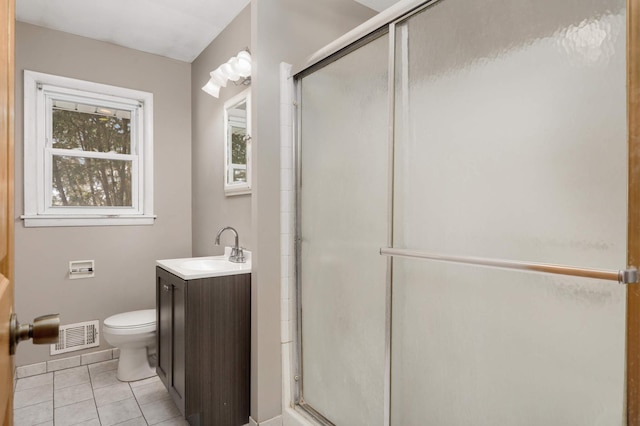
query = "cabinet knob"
xmin=163 ymin=284 xmax=170 ymax=292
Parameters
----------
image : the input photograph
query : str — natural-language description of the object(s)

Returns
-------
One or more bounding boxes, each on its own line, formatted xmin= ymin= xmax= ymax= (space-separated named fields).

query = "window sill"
xmin=21 ymin=215 xmax=157 ymax=228
xmin=224 ymin=185 xmax=251 ymax=196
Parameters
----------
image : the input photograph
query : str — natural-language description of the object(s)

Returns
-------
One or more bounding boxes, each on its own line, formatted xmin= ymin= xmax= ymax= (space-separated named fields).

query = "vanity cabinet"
xmin=156 ymin=266 xmax=250 ymax=426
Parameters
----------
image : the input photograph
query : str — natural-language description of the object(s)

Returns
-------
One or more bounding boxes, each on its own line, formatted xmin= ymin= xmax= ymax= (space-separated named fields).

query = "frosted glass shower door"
xmin=391 ymin=0 xmax=627 ymax=424
xmin=298 ymin=34 xmax=389 ymax=426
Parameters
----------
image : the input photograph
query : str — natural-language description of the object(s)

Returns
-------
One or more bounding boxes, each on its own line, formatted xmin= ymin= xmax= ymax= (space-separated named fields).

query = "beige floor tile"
xmin=97 ymin=397 xmax=143 ymax=426
xmin=131 ymin=380 xmax=170 ymax=406
xmin=154 ymin=417 xmax=188 ymax=426
xmin=54 ymin=399 xmax=98 ymax=426
xmin=93 ymin=382 xmax=134 ymax=407
xmin=14 ymin=401 xmax=53 ymax=426
xmin=129 ymin=375 xmax=160 ymax=389
xmin=73 ymin=419 xmax=101 ymax=426
xmin=116 ymin=417 xmax=148 ymax=426
xmin=139 ymin=399 xmax=181 ymax=425
xmin=54 ymin=382 xmax=94 ymax=408
xmin=91 ymin=369 xmax=120 ymax=390
xmin=13 ymin=383 xmax=53 ymax=409
xmin=15 ymin=373 xmax=53 ymax=392
xmin=54 ymin=366 xmax=90 ymax=390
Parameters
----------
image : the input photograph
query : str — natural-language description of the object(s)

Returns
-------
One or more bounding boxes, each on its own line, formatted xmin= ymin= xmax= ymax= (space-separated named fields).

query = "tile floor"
xmin=14 ymin=359 xmax=188 ymax=426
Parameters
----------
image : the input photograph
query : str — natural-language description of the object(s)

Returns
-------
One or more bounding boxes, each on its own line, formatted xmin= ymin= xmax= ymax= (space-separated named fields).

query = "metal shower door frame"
xmin=292 ymin=0 xmax=640 ymax=423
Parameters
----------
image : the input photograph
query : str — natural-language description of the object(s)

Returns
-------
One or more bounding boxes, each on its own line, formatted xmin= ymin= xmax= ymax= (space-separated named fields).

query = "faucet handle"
xmin=229 ymin=247 xmax=246 ymax=263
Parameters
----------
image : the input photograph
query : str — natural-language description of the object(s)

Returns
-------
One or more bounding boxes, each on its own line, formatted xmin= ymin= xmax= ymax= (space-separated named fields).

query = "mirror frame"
xmin=223 ymin=88 xmax=251 ymax=196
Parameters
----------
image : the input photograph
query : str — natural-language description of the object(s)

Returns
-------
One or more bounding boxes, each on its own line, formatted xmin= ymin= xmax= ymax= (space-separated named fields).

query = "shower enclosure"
xmin=293 ymin=0 xmax=638 ymax=424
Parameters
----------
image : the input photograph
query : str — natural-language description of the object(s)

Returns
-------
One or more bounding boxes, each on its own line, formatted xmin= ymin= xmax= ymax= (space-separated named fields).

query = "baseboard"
xmin=250 ymin=414 xmax=283 ymax=426
xmin=15 ymin=347 xmax=119 ymax=378
xmin=282 ymin=407 xmax=321 ymax=426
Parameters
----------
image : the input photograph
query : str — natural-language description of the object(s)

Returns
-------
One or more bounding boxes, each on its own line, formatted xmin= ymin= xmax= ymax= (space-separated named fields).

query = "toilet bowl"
xmin=103 ymin=309 xmax=156 ymax=382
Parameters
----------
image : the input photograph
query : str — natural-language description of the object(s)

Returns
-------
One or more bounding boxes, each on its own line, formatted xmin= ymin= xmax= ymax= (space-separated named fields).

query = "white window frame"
xmin=223 ymin=89 xmax=251 ymax=196
xmin=22 ymin=70 xmax=155 ymax=227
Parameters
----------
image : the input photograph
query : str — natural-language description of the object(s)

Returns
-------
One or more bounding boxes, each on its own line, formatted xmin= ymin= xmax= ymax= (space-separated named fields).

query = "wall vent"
xmin=51 ymin=320 xmax=100 ymax=355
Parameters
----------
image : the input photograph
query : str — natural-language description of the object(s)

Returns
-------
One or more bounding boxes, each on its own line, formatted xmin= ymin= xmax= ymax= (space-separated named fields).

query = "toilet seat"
xmin=104 ymin=309 xmax=156 ymax=334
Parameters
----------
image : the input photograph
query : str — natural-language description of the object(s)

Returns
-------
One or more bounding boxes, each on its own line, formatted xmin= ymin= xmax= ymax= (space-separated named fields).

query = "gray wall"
xmin=192 ymin=6 xmax=252 ymax=257
xmin=14 ymin=22 xmax=192 ymax=365
xmin=250 ymin=0 xmax=376 ymax=422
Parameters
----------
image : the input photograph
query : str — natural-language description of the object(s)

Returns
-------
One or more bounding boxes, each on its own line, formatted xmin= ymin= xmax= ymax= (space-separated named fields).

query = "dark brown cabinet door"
xmin=171 ymin=275 xmax=186 ymax=415
xmin=156 ymin=267 xmax=186 ymax=415
xmin=156 ymin=268 xmax=172 ymax=386
xmin=186 ymin=273 xmax=250 ymax=425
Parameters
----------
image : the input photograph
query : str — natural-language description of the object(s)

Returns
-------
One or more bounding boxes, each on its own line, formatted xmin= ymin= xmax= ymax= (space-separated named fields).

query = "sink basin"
xmin=181 ymin=259 xmax=231 ymax=271
xmin=156 ymin=247 xmax=251 ymax=279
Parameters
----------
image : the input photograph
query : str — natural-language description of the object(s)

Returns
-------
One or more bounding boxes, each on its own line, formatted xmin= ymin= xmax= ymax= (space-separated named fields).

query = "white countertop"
xmin=156 ymin=247 xmax=251 ymax=280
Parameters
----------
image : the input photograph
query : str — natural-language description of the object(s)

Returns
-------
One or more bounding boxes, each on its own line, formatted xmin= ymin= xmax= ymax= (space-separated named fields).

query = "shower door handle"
xmin=380 ymin=248 xmax=639 ymax=284
xmin=10 ymin=313 xmax=60 ymax=355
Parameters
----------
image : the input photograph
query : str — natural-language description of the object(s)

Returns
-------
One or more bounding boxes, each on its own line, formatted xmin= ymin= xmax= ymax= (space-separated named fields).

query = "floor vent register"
xmin=51 ymin=320 xmax=100 ymax=355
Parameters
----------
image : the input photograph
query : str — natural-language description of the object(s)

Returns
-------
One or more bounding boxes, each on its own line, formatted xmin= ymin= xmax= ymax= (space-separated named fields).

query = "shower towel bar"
xmin=380 ymin=248 xmax=638 ymax=284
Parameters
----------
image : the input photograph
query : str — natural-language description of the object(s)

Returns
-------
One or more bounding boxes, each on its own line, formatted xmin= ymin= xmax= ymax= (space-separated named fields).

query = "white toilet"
xmin=103 ymin=309 xmax=156 ymax=382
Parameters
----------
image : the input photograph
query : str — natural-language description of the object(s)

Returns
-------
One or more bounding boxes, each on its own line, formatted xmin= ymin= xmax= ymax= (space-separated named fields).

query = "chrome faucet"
xmin=215 ymin=226 xmax=246 ymax=263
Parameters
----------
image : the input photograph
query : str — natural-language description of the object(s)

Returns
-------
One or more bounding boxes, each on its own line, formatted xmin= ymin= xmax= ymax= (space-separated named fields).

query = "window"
xmin=23 ymin=71 xmax=154 ymax=227
xmin=228 ymin=111 xmax=248 ymax=183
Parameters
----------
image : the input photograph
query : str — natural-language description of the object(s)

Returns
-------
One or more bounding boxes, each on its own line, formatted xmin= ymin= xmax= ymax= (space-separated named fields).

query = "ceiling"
xmin=16 ymin=0 xmax=398 ymax=63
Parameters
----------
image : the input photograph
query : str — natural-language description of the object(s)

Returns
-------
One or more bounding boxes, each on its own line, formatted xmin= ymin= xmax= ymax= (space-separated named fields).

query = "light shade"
xmin=234 ymin=51 xmax=251 ymax=78
xmin=202 ymin=79 xmax=221 ymax=98
xmin=220 ymin=58 xmax=240 ymax=81
xmin=210 ymin=68 xmax=228 ymax=87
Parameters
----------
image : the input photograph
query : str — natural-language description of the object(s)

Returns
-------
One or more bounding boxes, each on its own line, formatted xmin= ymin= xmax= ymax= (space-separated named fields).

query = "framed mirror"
xmin=223 ymin=88 xmax=251 ymax=195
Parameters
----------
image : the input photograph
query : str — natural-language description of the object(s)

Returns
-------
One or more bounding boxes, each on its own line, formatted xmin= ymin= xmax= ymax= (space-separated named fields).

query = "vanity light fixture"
xmin=202 ymin=49 xmax=252 ymax=98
